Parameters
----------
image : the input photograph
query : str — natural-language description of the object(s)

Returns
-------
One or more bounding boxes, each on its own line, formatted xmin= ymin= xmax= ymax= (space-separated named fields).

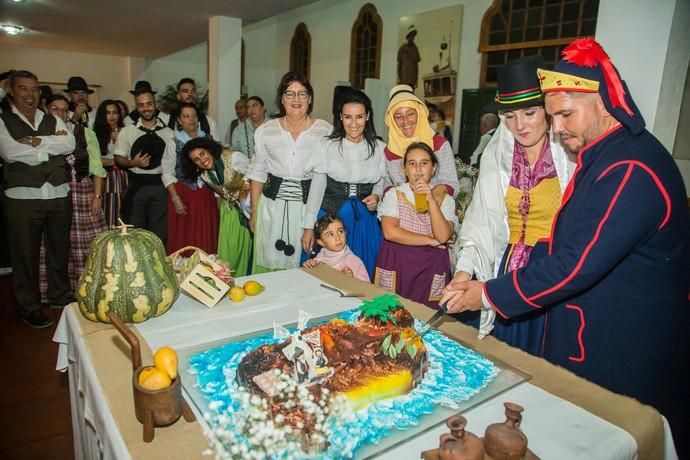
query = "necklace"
xmin=283 ymin=115 xmax=310 ymax=132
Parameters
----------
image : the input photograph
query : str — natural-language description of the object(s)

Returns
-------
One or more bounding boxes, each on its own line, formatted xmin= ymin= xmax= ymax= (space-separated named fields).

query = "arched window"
xmin=479 ymin=0 xmax=599 ymax=86
xmin=290 ymin=23 xmax=311 ymax=80
xmin=349 ymin=3 xmax=383 ymax=90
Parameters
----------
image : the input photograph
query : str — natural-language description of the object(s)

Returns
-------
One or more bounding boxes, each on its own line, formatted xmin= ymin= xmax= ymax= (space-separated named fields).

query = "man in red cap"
xmin=443 ymin=38 xmax=689 ymax=448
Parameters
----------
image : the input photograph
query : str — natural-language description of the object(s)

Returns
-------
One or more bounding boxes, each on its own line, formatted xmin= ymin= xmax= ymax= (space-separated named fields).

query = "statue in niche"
xmin=397 ymin=25 xmax=421 ymax=89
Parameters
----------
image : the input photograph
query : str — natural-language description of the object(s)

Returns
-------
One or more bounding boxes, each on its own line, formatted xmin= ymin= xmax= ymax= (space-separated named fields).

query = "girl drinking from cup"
xmin=374 ymin=142 xmax=457 ymax=309
xmin=303 ymin=214 xmax=369 ymax=282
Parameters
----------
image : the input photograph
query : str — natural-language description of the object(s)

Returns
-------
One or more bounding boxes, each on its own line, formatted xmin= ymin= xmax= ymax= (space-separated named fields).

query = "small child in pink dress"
xmin=303 ymin=214 xmax=370 ymax=282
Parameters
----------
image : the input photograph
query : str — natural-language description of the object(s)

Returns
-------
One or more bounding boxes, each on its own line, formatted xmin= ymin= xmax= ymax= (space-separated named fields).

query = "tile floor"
xmin=0 ymin=274 xmax=74 ymax=460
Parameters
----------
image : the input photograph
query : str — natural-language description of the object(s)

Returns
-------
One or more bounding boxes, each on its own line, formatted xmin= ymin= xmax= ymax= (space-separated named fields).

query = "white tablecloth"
xmin=54 ymin=269 xmax=675 ymax=460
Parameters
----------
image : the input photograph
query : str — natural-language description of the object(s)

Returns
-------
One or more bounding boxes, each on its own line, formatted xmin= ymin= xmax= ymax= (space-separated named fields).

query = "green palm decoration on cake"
xmin=359 ymin=294 xmax=402 ymax=324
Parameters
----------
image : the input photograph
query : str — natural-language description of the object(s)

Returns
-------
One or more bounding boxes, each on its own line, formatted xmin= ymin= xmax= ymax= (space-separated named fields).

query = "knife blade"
xmin=408 ymin=303 xmax=448 ymax=341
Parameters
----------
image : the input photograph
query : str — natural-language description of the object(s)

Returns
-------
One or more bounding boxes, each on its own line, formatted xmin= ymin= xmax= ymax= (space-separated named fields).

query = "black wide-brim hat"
xmin=130 ymin=80 xmax=156 ymax=95
xmin=484 ymin=55 xmax=545 ymax=113
xmin=64 ymin=76 xmax=95 ymax=94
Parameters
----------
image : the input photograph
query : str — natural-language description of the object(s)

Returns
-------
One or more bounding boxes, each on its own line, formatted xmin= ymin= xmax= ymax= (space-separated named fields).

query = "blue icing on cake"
xmin=188 ymin=308 xmax=498 ymax=458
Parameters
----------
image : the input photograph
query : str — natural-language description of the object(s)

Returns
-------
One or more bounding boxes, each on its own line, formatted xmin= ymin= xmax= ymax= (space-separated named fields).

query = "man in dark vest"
xmin=167 ymin=78 xmax=217 ymax=140
xmin=443 ymin=38 xmax=690 ymax=449
xmin=0 ymin=70 xmax=75 ymax=328
xmin=114 ymin=87 xmax=175 ymax=242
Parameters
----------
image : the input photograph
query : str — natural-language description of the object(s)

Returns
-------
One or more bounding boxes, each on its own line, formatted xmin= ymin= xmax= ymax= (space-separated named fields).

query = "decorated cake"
xmin=188 ymin=295 xmax=499 ymax=459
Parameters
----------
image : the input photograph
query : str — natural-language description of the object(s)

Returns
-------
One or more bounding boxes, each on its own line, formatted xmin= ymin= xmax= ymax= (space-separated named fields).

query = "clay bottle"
xmin=438 ymin=415 xmax=485 ymax=460
xmin=483 ymin=402 xmax=528 ymax=460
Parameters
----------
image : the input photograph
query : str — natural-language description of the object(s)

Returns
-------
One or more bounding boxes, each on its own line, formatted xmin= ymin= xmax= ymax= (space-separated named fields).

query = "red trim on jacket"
xmin=565 ymin=304 xmax=586 ymax=362
xmin=529 ymin=163 xmax=634 ymax=302
xmin=597 ymin=160 xmax=672 ymax=229
xmin=483 ymin=283 xmax=509 ymax=319
xmin=547 ymin=124 xmax=623 ymax=255
xmin=513 ymin=270 xmax=543 ymax=309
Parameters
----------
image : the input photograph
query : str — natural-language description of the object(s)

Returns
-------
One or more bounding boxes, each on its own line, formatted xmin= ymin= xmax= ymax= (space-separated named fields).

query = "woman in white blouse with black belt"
xmin=247 ymin=72 xmax=331 ymax=273
xmin=302 ymin=89 xmax=385 ymax=277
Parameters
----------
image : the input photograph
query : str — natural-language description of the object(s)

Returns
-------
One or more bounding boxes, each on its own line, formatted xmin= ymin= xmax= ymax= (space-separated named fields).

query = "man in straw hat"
xmin=442 ymin=38 xmax=689 ymax=445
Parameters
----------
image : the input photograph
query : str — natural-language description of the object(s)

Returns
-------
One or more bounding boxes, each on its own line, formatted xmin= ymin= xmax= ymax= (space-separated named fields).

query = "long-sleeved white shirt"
xmin=0 ymin=106 xmax=75 ymax=199
xmin=303 ymin=137 xmax=386 ymax=229
xmin=247 ymin=118 xmax=332 ymax=183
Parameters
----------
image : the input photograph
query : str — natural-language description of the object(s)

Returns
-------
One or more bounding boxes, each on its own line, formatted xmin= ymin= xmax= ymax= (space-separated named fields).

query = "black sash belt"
xmin=263 ymin=173 xmax=311 ymax=204
xmin=321 ymin=176 xmax=374 ymax=216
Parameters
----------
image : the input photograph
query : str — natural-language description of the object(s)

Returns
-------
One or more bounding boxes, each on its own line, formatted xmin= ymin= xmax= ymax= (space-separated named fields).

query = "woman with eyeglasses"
xmin=246 ymin=72 xmax=332 ymax=273
xmin=38 ymin=94 xmax=107 ymax=302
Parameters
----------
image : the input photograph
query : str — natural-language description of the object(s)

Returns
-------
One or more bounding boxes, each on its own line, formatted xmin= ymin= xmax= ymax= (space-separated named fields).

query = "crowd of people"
xmin=0 ymin=38 xmax=688 ymax=446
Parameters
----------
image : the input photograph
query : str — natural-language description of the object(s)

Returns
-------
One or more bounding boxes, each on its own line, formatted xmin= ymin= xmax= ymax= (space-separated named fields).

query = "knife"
xmin=408 ymin=303 xmax=448 ymax=341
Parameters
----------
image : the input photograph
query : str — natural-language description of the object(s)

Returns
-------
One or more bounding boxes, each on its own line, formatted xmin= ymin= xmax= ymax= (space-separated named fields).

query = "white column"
xmin=209 ymin=16 xmax=242 ymax=145
xmin=596 ymin=0 xmax=685 ymax=148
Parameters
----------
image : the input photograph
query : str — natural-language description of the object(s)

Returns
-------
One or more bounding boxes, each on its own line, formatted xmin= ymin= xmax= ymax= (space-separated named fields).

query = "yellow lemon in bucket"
xmin=138 ymin=366 xmax=158 ymax=386
xmin=243 ymin=280 xmax=265 ymax=296
xmin=140 ymin=368 xmax=172 ymax=390
xmin=154 ymin=346 xmax=178 ymax=380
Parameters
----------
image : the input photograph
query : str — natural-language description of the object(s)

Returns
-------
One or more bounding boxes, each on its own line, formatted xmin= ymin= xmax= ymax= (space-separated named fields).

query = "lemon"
xmin=137 ymin=366 xmax=158 ymax=386
xmin=140 ymin=368 xmax=172 ymax=390
xmin=153 ymin=346 xmax=178 ymax=380
xmin=243 ymin=280 xmax=265 ymax=296
xmin=229 ymin=286 xmax=246 ymax=302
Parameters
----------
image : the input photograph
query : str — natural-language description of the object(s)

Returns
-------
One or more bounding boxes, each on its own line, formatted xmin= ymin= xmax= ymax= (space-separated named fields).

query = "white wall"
xmin=143 ymin=42 xmax=208 ymax=96
xmin=596 ymin=0 xmax=678 ymax=137
xmin=0 ymin=43 xmax=132 ymax=103
xmin=242 ymin=0 xmax=492 ymax=142
xmin=597 ymin=0 xmax=690 ymax=189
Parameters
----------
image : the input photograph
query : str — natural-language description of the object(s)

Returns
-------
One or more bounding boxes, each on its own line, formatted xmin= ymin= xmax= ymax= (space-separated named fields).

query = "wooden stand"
xmin=109 ymin=312 xmax=196 ymax=442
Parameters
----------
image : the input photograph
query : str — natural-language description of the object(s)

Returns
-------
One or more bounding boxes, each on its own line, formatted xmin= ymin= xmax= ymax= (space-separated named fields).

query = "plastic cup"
xmin=414 ymin=192 xmax=428 ymax=213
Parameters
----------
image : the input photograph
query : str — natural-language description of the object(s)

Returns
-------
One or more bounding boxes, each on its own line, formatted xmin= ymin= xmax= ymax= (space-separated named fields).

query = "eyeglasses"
xmin=283 ymin=90 xmax=309 ymax=100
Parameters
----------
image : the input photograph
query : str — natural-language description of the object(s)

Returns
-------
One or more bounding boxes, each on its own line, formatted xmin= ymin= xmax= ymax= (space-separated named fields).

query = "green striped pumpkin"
xmin=76 ymin=224 xmax=179 ymax=323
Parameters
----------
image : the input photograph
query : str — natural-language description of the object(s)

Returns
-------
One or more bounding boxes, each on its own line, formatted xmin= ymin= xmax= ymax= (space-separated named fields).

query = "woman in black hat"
xmin=449 ymin=55 xmax=574 ymax=356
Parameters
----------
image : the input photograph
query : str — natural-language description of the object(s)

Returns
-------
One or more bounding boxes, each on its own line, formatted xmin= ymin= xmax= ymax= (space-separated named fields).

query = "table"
xmin=54 ymin=265 xmax=676 ymax=459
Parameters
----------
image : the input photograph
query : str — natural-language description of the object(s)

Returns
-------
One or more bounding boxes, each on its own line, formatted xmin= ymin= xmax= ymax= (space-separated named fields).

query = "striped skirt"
xmin=103 ymin=166 xmax=128 ymax=228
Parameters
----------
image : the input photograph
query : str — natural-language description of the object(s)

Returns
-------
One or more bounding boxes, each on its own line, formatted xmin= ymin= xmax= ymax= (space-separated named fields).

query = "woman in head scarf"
xmin=447 ymin=56 xmax=575 ymax=355
xmin=382 ymin=84 xmax=459 ymax=203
